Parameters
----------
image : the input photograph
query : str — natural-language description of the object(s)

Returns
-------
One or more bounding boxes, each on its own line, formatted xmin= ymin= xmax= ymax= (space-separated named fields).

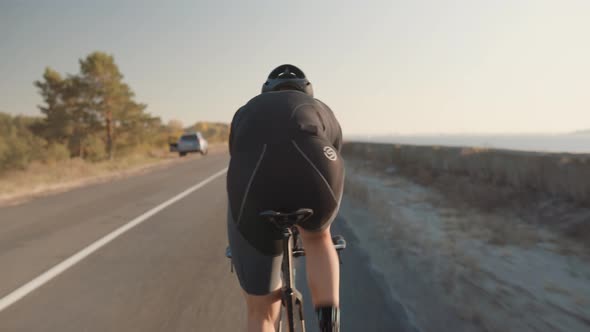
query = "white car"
xmin=177 ymin=132 xmax=208 ymax=157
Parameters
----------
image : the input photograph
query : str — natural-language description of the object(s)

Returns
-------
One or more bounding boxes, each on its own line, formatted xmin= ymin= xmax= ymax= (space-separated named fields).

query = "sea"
xmin=347 ymin=134 xmax=590 ymax=154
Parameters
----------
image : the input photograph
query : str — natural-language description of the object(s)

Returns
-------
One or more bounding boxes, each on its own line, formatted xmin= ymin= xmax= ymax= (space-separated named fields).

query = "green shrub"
xmin=0 ymin=113 xmax=45 ymax=172
xmin=43 ymin=143 xmax=70 ymax=163
xmin=82 ymin=135 xmax=107 ymax=162
xmin=185 ymin=122 xmax=230 ymax=143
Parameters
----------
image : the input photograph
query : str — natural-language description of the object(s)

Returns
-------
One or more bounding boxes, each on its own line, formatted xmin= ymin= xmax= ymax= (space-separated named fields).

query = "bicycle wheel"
xmin=278 ymin=273 xmax=305 ymax=330
xmin=278 ymin=228 xmax=306 ymax=331
xmin=278 ymin=299 xmax=305 ymax=332
xmin=294 ymin=296 xmax=306 ymax=331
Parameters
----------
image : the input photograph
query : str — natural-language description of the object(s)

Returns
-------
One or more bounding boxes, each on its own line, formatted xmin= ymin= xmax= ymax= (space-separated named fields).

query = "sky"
xmin=1 ymin=0 xmax=589 ymax=136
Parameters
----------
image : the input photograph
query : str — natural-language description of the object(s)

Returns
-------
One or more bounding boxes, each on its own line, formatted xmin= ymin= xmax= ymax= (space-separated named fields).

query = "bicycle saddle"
xmin=260 ymin=208 xmax=314 ymax=228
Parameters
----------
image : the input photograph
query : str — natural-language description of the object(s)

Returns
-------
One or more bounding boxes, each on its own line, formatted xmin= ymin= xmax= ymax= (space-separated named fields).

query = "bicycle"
xmin=226 ymin=208 xmax=346 ymax=332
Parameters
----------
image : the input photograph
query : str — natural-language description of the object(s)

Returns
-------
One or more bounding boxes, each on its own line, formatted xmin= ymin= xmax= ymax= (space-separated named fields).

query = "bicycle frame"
xmin=280 ymin=226 xmax=305 ymax=332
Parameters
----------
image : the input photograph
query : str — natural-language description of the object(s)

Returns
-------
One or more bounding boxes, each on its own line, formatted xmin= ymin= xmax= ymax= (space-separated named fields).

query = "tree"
xmin=166 ymin=119 xmax=185 ymax=142
xmin=78 ymin=52 xmax=134 ymax=160
xmin=35 ymin=51 xmax=154 ymax=160
xmin=34 ymin=68 xmax=101 ymax=157
xmin=34 ymin=68 xmax=71 ymax=142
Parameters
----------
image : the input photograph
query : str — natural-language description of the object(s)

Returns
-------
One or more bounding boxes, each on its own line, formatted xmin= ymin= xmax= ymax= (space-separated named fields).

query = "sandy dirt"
xmin=339 ymin=160 xmax=590 ymax=332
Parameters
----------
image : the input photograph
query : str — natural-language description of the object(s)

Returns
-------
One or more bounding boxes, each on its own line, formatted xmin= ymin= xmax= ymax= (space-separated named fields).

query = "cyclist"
xmin=227 ymin=64 xmax=344 ymax=332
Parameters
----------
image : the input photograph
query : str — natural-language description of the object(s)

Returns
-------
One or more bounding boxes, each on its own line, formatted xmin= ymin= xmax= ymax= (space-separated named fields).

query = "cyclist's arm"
xmin=315 ymin=99 xmax=343 ymax=152
xmin=333 ymin=121 xmax=343 ymax=152
xmin=228 ymin=107 xmax=244 ymax=156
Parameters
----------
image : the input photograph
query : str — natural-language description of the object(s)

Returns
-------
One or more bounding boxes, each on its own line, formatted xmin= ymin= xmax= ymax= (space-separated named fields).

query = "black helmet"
xmin=261 ymin=64 xmax=313 ymax=97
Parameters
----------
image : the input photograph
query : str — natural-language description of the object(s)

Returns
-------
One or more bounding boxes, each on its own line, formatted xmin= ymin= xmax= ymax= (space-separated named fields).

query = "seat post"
xmin=282 ymin=226 xmax=295 ymax=293
xmin=281 ymin=226 xmax=292 ymax=239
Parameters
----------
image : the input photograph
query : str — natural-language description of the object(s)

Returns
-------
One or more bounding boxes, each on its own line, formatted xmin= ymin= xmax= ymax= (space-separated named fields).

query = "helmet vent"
xmin=261 ymin=64 xmax=313 ymax=97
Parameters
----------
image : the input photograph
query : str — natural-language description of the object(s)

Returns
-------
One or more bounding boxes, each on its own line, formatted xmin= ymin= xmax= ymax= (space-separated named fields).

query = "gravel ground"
xmin=339 ymin=161 xmax=590 ymax=332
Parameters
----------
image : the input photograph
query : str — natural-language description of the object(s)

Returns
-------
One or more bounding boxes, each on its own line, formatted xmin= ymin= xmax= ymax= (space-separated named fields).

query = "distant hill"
xmin=185 ymin=122 xmax=230 ymax=143
xmin=571 ymin=129 xmax=590 ymax=135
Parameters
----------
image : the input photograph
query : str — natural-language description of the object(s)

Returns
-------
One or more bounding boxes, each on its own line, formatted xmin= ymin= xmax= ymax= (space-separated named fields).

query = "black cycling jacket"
xmin=229 ymin=90 xmax=342 ymax=154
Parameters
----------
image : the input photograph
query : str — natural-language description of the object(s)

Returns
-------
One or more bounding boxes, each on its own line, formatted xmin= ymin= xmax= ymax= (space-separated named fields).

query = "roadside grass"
xmin=390 ymin=161 xmax=590 ymax=251
xmin=0 ymin=148 xmax=180 ymax=206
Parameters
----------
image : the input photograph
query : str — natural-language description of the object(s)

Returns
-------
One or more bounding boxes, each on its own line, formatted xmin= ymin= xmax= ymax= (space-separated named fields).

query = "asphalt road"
xmin=0 ymin=150 xmax=416 ymax=331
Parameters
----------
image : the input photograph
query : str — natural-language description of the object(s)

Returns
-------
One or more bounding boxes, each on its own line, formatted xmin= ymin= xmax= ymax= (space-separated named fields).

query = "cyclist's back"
xmin=228 ymin=89 xmax=344 ymax=252
xmin=229 ymin=90 xmax=342 ymax=153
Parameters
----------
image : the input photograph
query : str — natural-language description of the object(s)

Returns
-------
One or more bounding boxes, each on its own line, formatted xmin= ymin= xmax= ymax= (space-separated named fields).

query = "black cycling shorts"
xmin=227 ymin=136 xmax=344 ymax=257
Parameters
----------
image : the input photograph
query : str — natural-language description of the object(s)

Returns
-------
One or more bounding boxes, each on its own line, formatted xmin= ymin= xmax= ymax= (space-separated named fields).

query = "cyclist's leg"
xmin=227 ymin=210 xmax=283 ymax=331
xmin=297 ymin=225 xmax=340 ymax=307
xmin=290 ymin=136 xmax=344 ymax=331
xmin=244 ymin=288 xmax=282 ymax=332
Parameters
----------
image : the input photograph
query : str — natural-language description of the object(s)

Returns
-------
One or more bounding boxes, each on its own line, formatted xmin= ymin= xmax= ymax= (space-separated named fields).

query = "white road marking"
xmin=0 ymin=167 xmax=228 ymax=312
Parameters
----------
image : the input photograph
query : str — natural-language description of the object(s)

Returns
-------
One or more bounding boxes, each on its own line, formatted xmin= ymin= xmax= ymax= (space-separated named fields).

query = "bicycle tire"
xmin=278 ymin=297 xmax=305 ymax=332
xmin=293 ymin=232 xmax=306 ymax=331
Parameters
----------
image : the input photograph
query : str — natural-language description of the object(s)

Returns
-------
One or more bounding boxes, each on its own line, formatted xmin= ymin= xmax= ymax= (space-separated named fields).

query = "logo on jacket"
xmin=323 ymin=146 xmax=338 ymax=161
